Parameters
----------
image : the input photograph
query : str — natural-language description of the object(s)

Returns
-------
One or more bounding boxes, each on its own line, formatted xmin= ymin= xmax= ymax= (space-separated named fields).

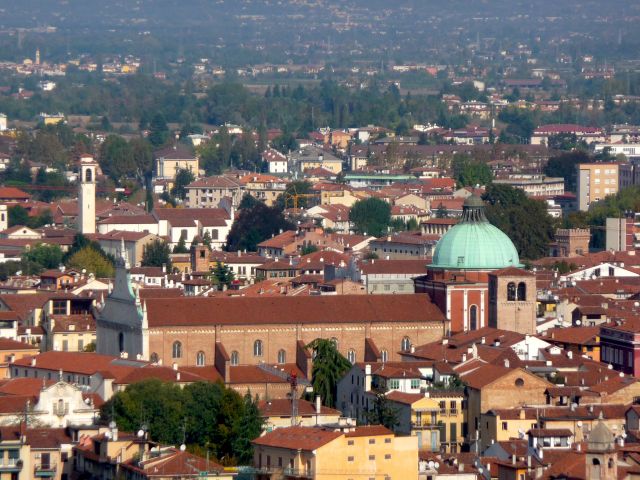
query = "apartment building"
xmin=493 ymin=174 xmax=565 ymax=197
xmin=576 ymin=163 xmax=633 ymax=211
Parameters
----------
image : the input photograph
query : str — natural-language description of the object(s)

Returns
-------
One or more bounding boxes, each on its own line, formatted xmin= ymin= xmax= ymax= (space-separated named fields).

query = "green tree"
xmin=232 ymin=393 xmax=264 ymax=464
xmin=366 ymin=387 xmax=400 ymax=431
xmin=544 ymin=150 xmax=591 ymax=193
xmin=349 ymin=198 xmax=392 ymax=237
xmin=213 ymin=262 xmax=234 ymax=287
xmin=300 ymin=244 xmax=318 ymax=255
xmin=226 ymin=202 xmax=293 ymax=252
xmin=170 ymin=168 xmax=195 ymax=201
xmin=22 ymin=244 xmax=64 ymax=270
xmin=103 ymin=380 xmax=263 ymax=464
xmin=141 ymin=240 xmax=172 ymax=270
xmin=67 ymin=247 xmax=115 ymax=278
xmin=483 ymin=184 xmax=555 ymax=260
xmin=100 ymin=135 xmax=135 ymax=181
xmin=306 ymin=338 xmax=351 ymax=408
xmin=173 ymin=233 xmax=189 ymax=254
xmin=451 ymin=153 xmax=492 ymax=187
xmin=130 ymin=137 xmax=154 ymax=180
xmin=148 ymin=113 xmax=170 ymax=147
xmin=8 ymin=205 xmax=29 ymax=227
xmin=34 ymin=168 xmax=68 ymax=202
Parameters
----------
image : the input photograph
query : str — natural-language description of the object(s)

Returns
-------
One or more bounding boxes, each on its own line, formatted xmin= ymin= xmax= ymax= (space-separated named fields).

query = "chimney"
xmin=481 ymin=336 xmax=485 ymax=344
xmin=315 ymin=395 xmax=322 ymax=414
xmin=162 ymin=263 xmax=166 ymax=273
xmin=176 ymin=372 xmax=181 ymax=381
xmin=172 ymin=363 xmax=178 ymax=371
xmin=504 ymin=359 xmax=510 ymax=368
xmin=567 ymin=351 xmax=573 ymax=359
xmin=511 ymin=454 xmax=516 ymax=465
xmin=462 ymin=354 xmax=467 ymax=362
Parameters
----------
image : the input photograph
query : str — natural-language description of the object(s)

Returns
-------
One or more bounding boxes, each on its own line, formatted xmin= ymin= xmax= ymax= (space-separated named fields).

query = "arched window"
xmin=517 ymin=282 xmax=527 ymax=301
xmin=347 ymin=349 xmax=356 ymax=364
xmin=469 ymin=305 xmax=478 ymax=331
xmin=381 ymin=349 xmax=388 ymax=363
xmin=592 ymin=458 xmax=601 ymax=480
xmin=507 ymin=282 xmax=516 ymax=301
xmin=401 ymin=337 xmax=411 ymax=352
xmin=118 ymin=332 xmax=124 ymax=353
xmin=253 ymin=340 xmax=263 ymax=357
xmin=172 ymin=341 xmax=182 ymax=359
xmin=196 ymin=351 xmax=205 ymax=366
xmin=150 ymin=352 xmax=159 ymax=363
xmin=85 ymin=168 xmax=92 ymax=182
xmin=277 ymin=349 xmax=286 ymax=364
xmin=230 ymin=351 xmax=239 ymax=366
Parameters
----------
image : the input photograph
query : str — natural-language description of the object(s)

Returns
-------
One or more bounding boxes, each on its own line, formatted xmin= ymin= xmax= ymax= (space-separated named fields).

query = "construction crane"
xmin=257 ymin=363 xmax=311 ymax=426
xmin=284 ymin=191 xmax=316 ymax=210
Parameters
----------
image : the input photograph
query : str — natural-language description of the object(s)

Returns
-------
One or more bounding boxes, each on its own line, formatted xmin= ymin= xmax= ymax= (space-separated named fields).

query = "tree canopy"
xmin=102 ymin=380 xmax=263 ymax=465
xmin=306 ymin=338 xmax=351 ymax=408
xmin=483 ymin=184 xmax=555 ymax=260
xmin=141 ymin=239 xmax=172 ymax=270
xmin=451 ymin=153 xmax=493 ymax=188
xmin=544 ymin=150 xmax=591 ymax=193
xmin=226 ymin=199 xmax=293 ymax=252
xmin=349 ymin=197 xmax=391 ymax=237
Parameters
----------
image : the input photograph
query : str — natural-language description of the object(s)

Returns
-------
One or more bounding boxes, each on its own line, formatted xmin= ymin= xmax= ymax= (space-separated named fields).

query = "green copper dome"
xmin=431 ymin=196 xmax=521 ymax=270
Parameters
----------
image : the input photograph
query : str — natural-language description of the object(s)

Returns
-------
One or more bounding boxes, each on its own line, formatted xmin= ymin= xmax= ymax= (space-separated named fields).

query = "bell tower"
xmin=78 ymin=155 xmax=97 ymax=235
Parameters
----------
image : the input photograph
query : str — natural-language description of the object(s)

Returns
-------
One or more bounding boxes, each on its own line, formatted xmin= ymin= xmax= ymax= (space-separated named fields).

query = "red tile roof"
xmin=258 ymin=399 xmax=340 ymax=417
xmin=144 ymin=294 xmax=445 ymax=327
xmin=253 ymin=426 xmax=342 ymax=450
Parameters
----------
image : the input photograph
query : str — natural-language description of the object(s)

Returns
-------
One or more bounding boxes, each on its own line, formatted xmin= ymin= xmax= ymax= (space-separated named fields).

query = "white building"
xmin=263 ymin=148 xmax=288 ymax=174
xmin=78 ymin=155 xmax=97 ymax=235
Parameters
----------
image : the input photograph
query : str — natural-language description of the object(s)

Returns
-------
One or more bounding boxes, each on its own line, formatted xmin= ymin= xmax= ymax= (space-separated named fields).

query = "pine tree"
xmin=173 ymin=234 xmax=188 ymax=254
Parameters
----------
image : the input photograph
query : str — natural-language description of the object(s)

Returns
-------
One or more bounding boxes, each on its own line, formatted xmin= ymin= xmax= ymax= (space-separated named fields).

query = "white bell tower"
xmin=78 ymin=155 xmax=97 ymax=235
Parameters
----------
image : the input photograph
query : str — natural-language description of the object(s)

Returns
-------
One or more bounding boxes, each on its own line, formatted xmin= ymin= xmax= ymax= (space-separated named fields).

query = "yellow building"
xmin=253 ymin=425 xmax=418 ymax=480
xmin=386 ymin=391 xmax=465 ymax=453
xmin=577 ymin=162 xmax=632 ymax=211
xmin=240 ymin=174 xmax=287 ymax=207
xmin=154 ymin=144 xmax=199 ymax=180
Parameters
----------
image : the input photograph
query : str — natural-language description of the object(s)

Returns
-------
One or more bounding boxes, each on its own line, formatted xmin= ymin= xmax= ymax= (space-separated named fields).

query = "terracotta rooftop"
xmin=253 ymin=426 xmax=342 ymax=451
xmin=144 ymin=294 xmax=445 ymax=327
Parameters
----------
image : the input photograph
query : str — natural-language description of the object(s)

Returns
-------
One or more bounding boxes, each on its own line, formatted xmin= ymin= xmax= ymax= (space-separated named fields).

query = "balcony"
xmin=0 ymin=459 xmax=22 ymax=472
xmin=34 ymin=463 xmax=56 ymax=477
xmin=284 ymin=467 xmax=313 ymax=479
xmin=412 ymin=421 xmax=440 ymax=430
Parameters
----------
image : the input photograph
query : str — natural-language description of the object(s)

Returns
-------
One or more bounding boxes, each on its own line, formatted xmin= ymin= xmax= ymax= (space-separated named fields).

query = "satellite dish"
xmin=108 ymin=420 xmax=116 ymax=429
xmin=577 ymin=421 xmax=583 ymax=427
xmin=575 ymin=320 xmax=581 ymax=326
xmin=180 ymin=444 xmax=186 ymax=452
xmin=137 ymin=430 xmax=144 ymax=438
xmin=434 ymin=462 xmax=440 ymax=469
xmin=428 ymin=461 xmax=435 ymax=469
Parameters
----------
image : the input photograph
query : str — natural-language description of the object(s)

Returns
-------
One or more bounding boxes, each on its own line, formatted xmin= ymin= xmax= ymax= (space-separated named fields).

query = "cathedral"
xmin=415 ymin=195 xmax=537 ymax=335
xmin=96 ymin=251 xmax=448 ymax=369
